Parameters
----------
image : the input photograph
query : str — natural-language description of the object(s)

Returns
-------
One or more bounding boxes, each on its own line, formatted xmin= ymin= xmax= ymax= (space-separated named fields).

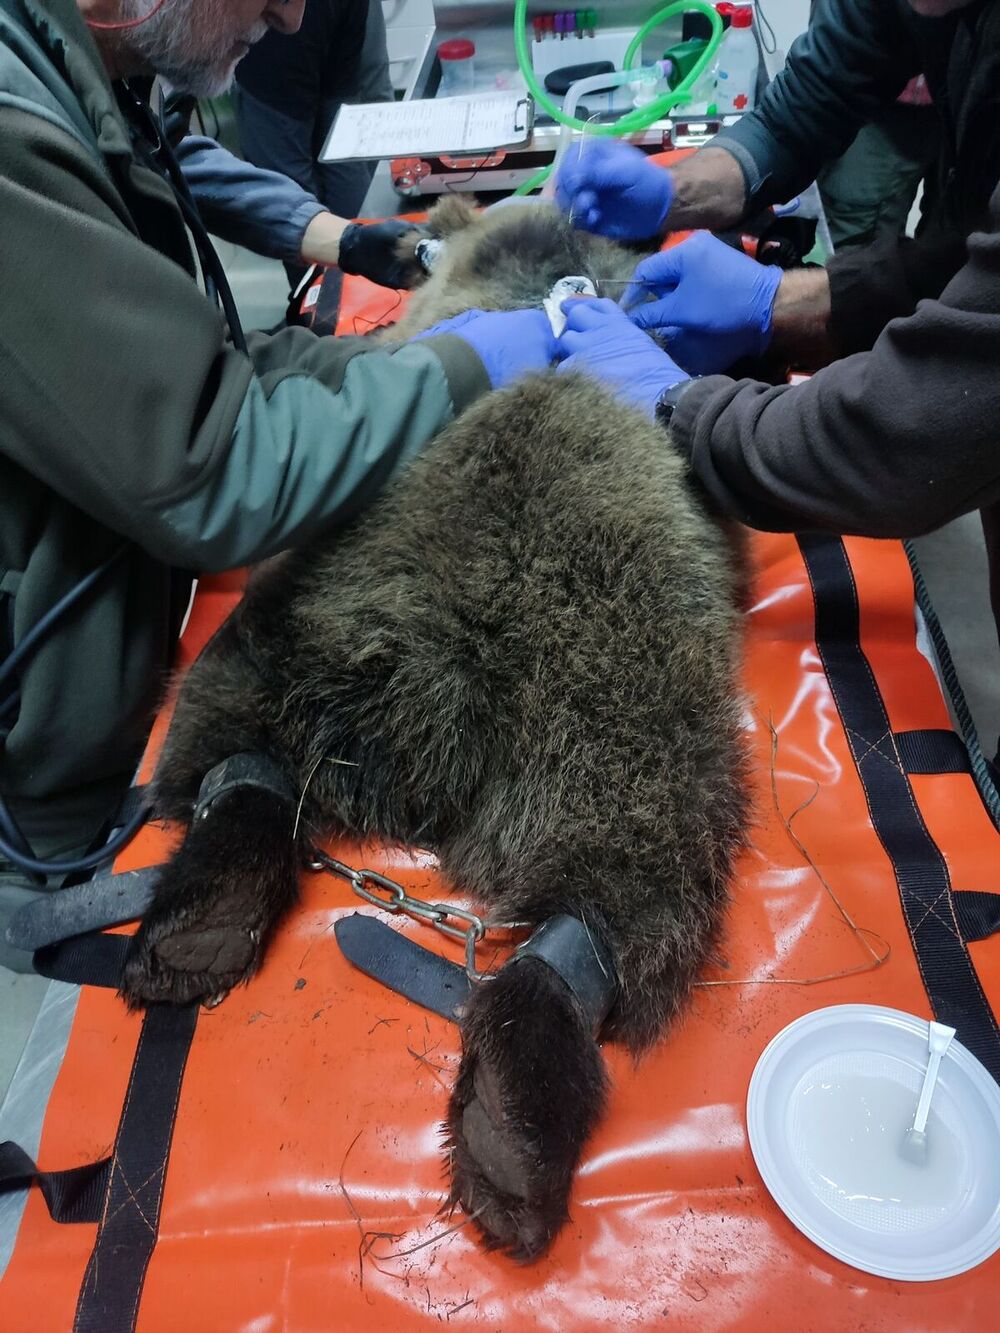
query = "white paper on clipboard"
xmin=320 ymin=94 xmax=534 ymax=162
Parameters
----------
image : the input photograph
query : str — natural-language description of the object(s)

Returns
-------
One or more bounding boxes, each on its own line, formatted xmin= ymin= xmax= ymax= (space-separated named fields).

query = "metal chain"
xmin=307 ymin=849 xmax=530 ymax=982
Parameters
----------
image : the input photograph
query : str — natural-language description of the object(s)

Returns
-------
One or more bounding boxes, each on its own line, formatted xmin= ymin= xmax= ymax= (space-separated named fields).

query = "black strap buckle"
xmin=335 ymin=910 xmax=618 ymax=1033
xmin=193 ymin=753 xmax=297 ymax=822
xmin=512 ymin=915 xmax=617 ymax=1035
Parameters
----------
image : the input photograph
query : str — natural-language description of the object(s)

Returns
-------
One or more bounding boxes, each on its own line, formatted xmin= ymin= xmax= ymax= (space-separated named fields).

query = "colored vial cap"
xmin=438 ymin=38 xmax=476 ymax=60
xmin=730 ymin=6 xmax=753 ymax=27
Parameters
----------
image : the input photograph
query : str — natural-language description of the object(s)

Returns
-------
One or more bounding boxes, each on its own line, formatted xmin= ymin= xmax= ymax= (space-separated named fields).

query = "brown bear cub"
xmin=122 ymin=198 xmax=751 ymax=1262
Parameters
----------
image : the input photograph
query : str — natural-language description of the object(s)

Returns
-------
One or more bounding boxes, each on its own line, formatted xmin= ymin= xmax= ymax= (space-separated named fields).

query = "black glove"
xmin=337 ymin=219 xmax=428 ymax=289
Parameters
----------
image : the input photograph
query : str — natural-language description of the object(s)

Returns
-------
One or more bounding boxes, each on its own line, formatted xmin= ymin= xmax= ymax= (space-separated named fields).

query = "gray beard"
xmin=118 ymin=0 xmax=265 ymax=98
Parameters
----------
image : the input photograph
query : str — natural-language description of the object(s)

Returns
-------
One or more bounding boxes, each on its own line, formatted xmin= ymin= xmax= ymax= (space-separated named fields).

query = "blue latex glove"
xmin=554 ymin=139 xmax=674 ymax=241
xmin=621 ymin=232 xmax=783 ymax=375
xmin=413 ymin=308 xmax=557 ymax=389
xmin=554 ymin=298 xmax=688 ymax=419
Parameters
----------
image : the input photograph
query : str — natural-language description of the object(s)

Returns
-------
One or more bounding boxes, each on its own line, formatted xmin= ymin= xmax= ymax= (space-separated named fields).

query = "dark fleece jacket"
xmin=714 ymin=0 xmax=1000 ymax=353
xmin=670 ymin=178 xmax=1000 ymax=646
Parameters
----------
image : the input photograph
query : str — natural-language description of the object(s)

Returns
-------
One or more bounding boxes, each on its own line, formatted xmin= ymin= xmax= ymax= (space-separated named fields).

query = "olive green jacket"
xmin=0 ymin=0 xmax=489 ymax=849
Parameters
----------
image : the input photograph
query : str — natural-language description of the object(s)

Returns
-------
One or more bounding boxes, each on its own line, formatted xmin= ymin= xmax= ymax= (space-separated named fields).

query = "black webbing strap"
xmin=894 ymin=735 xmax=1000 ymax=937
xmin=192 ymin=752 xmax=297 ymax=822
xmin=0 ymin=938 xmax=120 ymax=1221
xmin=334 ymin=911 xmax=622 ymax=1035
xmin=895 ymin=728 xmax=1000 ymax=827
xmin=0 ymin=931 xmax=198 ymax=1332
xmin=951 ymin=891 xmax=1000 ymax=945
xmin=7 ymin=868 xmax=161 ymax=953
xmin=73 ymin=1001 xmax=198 ymax=1332
xmin=0 ymin=1143 xmax=110 ymax=1225
xmin=334 ymin=912 xmax=471 ymax=1021
xmin=33 ymin=933 xmax=132 ymax=989
xmin=798 ymin=535 xmax=1000 ymax=1080
xmin=895 ymin=728 xmax=972 ymax=775
xmin=306 ymin=265 xmax=345 ymax=337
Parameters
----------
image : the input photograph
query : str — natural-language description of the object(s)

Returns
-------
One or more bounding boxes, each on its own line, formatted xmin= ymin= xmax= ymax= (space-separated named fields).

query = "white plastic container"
xmin=714 ymin=6 xmax=758 ymax=114
xmin=437 ymin=38 xmax=475 ymax=96
xmin=677 ymin=55 xmax=719 ymax=116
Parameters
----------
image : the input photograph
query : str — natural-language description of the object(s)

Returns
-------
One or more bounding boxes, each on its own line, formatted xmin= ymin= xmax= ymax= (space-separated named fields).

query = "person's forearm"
xmin=299 ymin=210 xmax=351 ymax=267
xmin=665 ymin=147 xmax=748 ymax=231
xmin=667 ymin=198 xmax=1000 ymax=543
xmin=709 ymin=0 xmax=913 ymax=215
xmin=770 ymin=268 xmax=837 ymax=368
xmin=176 ymin=135 xmax=327 ymax=263
xmin=645 ymin=175 xmax=1000 ymax=548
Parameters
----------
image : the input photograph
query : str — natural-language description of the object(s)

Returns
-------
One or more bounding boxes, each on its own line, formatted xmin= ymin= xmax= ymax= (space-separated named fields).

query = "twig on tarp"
xmin=697 ymin=713 xmax=891 ymax=988
xmin=368 ymin=1015 xmax=398 ymax=1035
xmin=406 ymin=1036 xmax=452 ymax=1091
xmin=368 ymin=1205 xmax=486 ymax=1262
xmin=337 ymin=1129 xmax=402 ymax=1290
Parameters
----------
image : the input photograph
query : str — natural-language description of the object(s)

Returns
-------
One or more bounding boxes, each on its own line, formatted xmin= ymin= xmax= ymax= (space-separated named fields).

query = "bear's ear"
xmin=392 ymin=196 xmax=479 ymax=289
xmin=426 ymin=194 xmax=479 ymax=238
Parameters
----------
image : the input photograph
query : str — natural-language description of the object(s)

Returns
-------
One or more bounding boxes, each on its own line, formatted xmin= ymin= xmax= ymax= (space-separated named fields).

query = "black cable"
xmin=0 ymin=795 xmax=45 ymax=885
xmin=153 ymin=132 xmax=248 ymax=353
xmin=125 ymin=86 xmax=222 ymax=308
xmin=444 ymin=155 xmax=492 ymax=195
xmin=122 ymin=83 xmax=248 ymax=354
xmin=0 ymin=545 xmax=150 ymax=878
xmin=0 ymin=798 xmax=34 ymax=855
xmin=0 ymin=548 xmax=126 ymax=692
xmin=0 ymin=800 xmax=150 ymax=877
xmin=753 ymin=0 xmax=777 ymax=55
xmin=171 ymin=188 xmax=247 ymax=351
xmin=904 ymin=539 xmax=1000 ymax=830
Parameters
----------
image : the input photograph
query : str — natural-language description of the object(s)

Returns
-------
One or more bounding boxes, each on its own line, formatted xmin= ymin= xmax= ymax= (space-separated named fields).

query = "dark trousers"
xmin=817 ymin=103 xmax=941 ymax=251
xmin=232 ymin=86 xmax=379 ymax=222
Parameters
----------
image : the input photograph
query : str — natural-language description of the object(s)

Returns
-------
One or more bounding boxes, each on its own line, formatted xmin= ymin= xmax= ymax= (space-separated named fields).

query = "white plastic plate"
xmin=746 ymin=1004 xmax=1000 ymax=1281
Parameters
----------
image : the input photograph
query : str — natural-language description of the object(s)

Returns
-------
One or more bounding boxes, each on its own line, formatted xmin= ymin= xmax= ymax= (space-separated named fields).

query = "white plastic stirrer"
xmin=900 ymin=1020 xmax=957 ymax=1164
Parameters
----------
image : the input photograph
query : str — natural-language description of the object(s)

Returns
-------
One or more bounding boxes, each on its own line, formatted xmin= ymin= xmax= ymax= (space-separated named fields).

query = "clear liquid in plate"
xmin=791 ymin=1070 xmax=968 ymax=1232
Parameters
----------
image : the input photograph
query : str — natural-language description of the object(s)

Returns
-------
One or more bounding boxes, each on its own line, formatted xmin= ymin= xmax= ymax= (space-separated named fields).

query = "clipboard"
xmin=320 ymin=94 xmax=534 ymax=163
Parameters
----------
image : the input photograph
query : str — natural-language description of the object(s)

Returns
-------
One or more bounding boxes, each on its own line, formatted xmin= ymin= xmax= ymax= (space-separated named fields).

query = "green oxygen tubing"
xmin=512 ymin=0 xmax=724 ymax=196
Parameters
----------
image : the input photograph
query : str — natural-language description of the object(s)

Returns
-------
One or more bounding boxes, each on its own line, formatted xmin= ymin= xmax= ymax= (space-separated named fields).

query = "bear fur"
xmin=121 ymin=199 xmax=751 ymax=1261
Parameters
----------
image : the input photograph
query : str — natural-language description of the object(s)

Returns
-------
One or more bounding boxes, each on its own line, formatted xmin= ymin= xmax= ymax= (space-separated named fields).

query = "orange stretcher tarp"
xmin=2 ymin=531 xmax=999 ymax=1331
